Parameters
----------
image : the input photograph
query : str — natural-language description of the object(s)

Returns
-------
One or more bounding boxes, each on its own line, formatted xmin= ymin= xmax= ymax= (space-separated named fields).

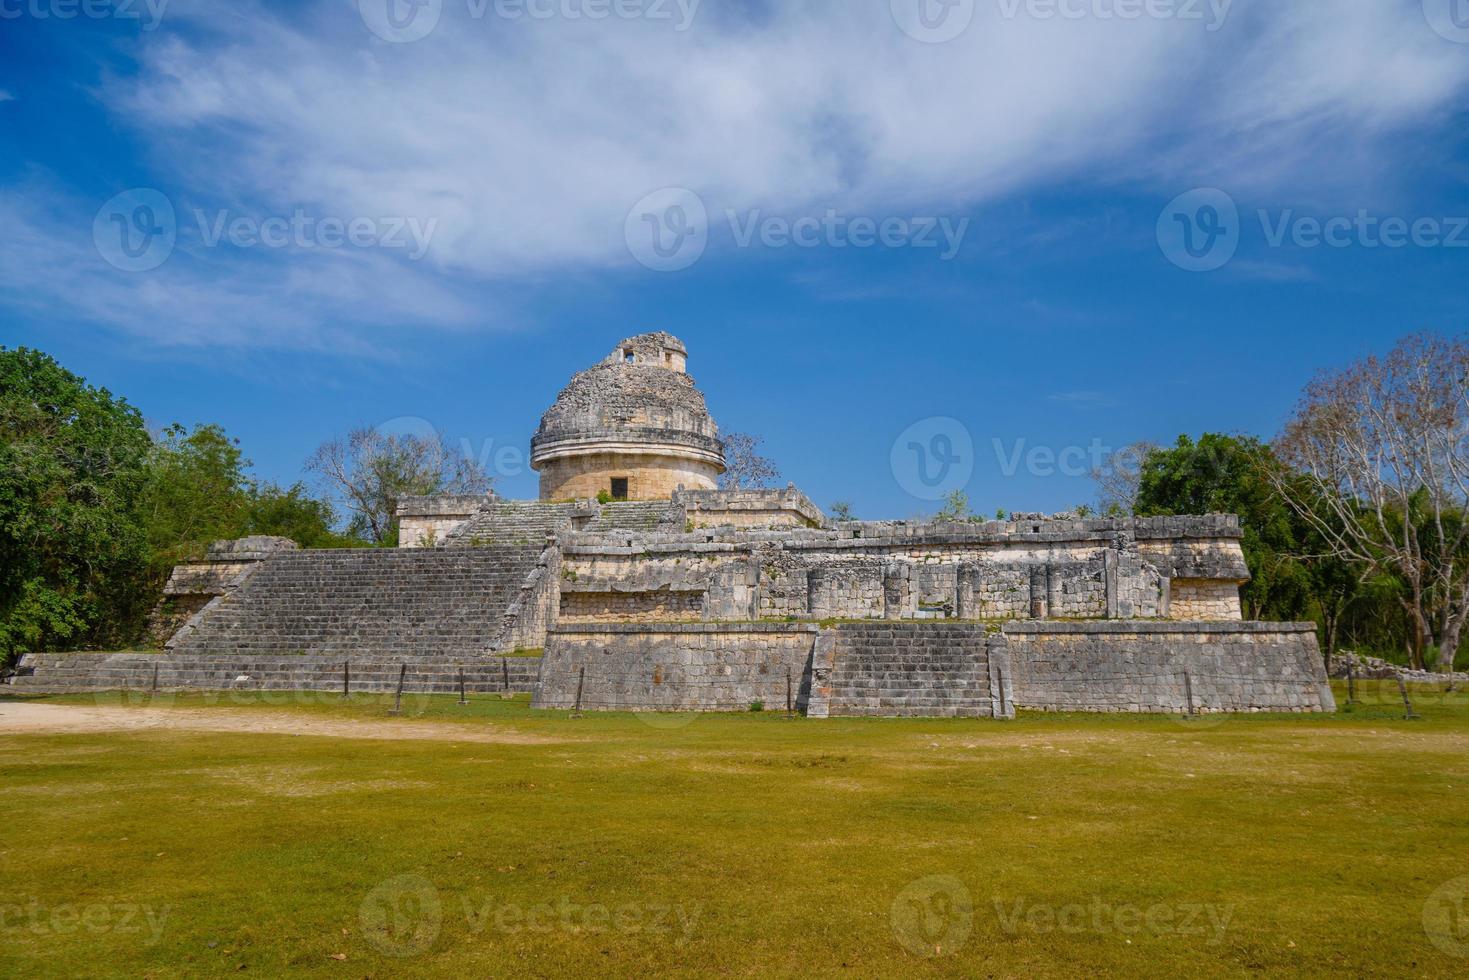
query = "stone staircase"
xmin=444 ymin=501 xmax=577 ymax=547
xmin=822 ymin=623 xmax=1013 ymax=718
xmin=8 ymin=652 xmax=542 ymax=696
xmin=583 ymin=501 xmax=672 ymax=532
xmin=170 ymin=545 xmax=546 ymax=659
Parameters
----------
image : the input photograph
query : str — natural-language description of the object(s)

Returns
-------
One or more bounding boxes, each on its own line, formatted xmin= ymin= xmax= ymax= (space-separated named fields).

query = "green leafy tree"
xmin=0 ymin=348 xmax=153 ymax=663
xmin=1135 ymin=434 xmax=1313 ymax=622
xmin=243 ymin=483 xmax=354 ymax=549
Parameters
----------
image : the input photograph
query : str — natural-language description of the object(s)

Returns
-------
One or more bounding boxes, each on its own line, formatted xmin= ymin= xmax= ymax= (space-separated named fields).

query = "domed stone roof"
xmin=530 ymin=333 xmax=725 ymax=474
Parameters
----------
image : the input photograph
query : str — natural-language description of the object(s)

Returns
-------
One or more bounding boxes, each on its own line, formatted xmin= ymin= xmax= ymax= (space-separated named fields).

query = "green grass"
xmin=2 ymin=681 xmax=1467 ymax=977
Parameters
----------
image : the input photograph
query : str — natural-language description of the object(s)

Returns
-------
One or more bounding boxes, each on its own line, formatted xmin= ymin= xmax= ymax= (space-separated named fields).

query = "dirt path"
xmin=0 ymin=702 xmax=560 ymax=744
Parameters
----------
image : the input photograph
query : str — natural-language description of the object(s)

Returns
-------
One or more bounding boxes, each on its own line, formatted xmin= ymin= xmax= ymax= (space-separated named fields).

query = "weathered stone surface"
xmin=1003 ymin=621 xmax=1335 ymax=713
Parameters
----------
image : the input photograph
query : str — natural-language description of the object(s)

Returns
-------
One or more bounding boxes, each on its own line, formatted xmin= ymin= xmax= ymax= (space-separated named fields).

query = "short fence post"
xmin=786 ymin=666 xmax=794 ymax=719
xmin=572 ymin=666 xmax=585 ymax=719
xmin=342 ymin=661 xmax=350 ymax=700
xmin=1346 ymin=663 xmax=1356 ymax=707
xmin=457 ymin=664 xmax=468 ymax=706
xmin=502 ymin=657 xmax=511 ymax=694
xmin=390 ymin=663 xmax=407 ymax=716
xmin=1397 ymin=675 xmax=1420 ymax=720
xmin=151 ymin=662 xmax=159 ymax=695
xmin=1183 ymin=670 xmax=1195 ymax=717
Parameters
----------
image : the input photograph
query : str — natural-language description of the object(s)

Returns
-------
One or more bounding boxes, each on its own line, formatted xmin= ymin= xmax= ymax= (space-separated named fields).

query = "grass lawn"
xmin=2 ymin=681 xmax=1467 ymax=978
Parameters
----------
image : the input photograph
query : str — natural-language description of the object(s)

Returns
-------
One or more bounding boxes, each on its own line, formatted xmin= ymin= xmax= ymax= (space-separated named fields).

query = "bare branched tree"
xmin=1090 ymin=441 xmax=1158 ymax=515
xmin=719 ymin=432 xmax=780 ymax=490
xmin=1272 ymin=333 xmax=1469 ymax=672
xmin=306 ymin=426 xmax=491 ymax=546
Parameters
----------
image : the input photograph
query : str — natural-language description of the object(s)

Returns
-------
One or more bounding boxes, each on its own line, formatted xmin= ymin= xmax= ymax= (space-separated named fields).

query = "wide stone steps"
xmin=824 ymin=624 xmax=1009 ymax=719
xmin=171 ymin=545 xmax=545 ymax=659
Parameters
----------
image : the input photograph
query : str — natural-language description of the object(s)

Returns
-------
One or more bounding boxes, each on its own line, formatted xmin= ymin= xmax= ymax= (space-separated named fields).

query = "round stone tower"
xmin=530 ymin=332 xmax=726 ymax=501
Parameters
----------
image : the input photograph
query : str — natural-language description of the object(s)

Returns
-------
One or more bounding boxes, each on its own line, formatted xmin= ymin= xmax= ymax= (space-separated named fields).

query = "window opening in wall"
xmin=624 ymin=349 xmax=635 ymax=363
xmin=610 ymin=477 xmax=629 ymax=501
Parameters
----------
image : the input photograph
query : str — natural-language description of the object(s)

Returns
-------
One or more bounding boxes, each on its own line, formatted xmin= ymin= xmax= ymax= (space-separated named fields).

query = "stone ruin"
xmin=10 ymin=334 xmax=1335 ymax=717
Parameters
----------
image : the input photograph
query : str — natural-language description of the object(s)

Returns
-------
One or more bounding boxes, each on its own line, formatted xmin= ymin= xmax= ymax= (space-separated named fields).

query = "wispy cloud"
xmin=8 ymin=0 xmax=1469 ymax=351
xmin=0 ymin=90 xmax=15 ymax=103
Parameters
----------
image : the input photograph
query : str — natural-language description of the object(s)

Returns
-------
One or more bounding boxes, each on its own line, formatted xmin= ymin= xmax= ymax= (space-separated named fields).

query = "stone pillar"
xmin=1029 ymin=565 xmax=1049 ymax=620
xmin=883 ymin=564 xmax=910 ymax=621
xmin=1104 ymin=549 xmax=1120 ymax=620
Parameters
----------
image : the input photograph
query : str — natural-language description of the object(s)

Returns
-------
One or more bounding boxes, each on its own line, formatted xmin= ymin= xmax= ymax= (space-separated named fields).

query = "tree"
xmin=934 ymin=490 xmax=976 ymax=523
xmin=1135 ymin=434 xmax=1314 ymax=622
xmin=0 ymin=347 xmax=153 ymax=663
xmin=243 ymin=483 xmax=354 ymax=549
xmin=718 ymin=432 xmax=780 ymax=490
xmin=307 ymin=426 xmax=491 ymax=546
xmin=829 ymin=501 xmax=855 ymax=522
xmin=1273 ymin=333 xmax=1469 ymax=672
xmin=1090 ymin=440 xmax=1159 ymax=515
xmin=140 ymin=424 xmax=251 ymax=575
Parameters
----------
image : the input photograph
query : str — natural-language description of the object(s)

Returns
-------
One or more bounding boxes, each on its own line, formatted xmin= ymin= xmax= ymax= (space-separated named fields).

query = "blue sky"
xmin=3 ymin=0 xmax=1469 ymax=519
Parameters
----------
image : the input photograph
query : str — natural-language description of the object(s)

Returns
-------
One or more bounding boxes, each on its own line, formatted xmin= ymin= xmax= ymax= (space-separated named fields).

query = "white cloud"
xmin=0 ymin=90 xmax=15 ymax=103
xmin=13 ymin=0 xmax=1469 ymax=350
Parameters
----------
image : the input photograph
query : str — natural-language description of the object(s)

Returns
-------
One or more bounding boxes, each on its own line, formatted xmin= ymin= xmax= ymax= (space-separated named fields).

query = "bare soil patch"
xmin=0 ymin=702 xmax=560 ymax=744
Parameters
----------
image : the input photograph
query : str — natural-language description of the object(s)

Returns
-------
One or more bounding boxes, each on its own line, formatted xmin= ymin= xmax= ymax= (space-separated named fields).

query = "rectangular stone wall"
xmin=533 ymin=624 xmax=819 ymax=712
xmin=558 ymin=589 xmax=704 ymax=624
xmin=1003 ymin=621 xmax=1335 ymax=713
xmin=1168 ymin=579 xmax=1243 ymax=621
